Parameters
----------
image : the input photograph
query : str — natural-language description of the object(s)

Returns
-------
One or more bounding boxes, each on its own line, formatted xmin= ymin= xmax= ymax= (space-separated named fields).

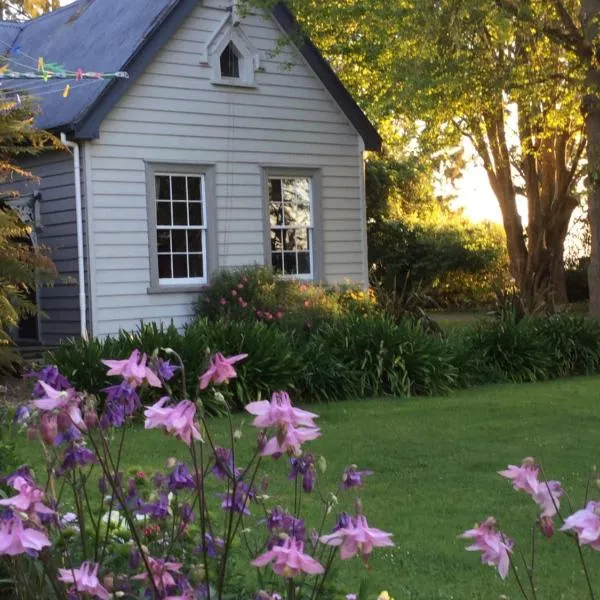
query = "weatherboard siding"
xmin=87 ymin=4 xmax=366 ymax=338
xmin=2 ymin=151 xmax=86 ymax=344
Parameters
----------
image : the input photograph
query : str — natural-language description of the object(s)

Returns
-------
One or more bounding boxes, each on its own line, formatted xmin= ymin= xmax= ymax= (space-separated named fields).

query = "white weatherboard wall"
xmin=86 ymin=1 xmax=366 ymax=338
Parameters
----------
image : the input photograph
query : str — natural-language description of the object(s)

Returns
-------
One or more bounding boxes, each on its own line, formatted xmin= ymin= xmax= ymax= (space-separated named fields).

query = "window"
xmin=268 ymin=177 xmax=313 ymax=278
xmin=154 ymin=173 xmax=207 ymax=285
xmin=220 ymin=41 xmax=241 ymax=79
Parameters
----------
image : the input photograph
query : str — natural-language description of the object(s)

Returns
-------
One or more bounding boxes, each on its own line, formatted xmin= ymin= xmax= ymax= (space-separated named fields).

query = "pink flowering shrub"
xmin=462 ymin=456 xmax=598 ymax=598
xmin=2 ymin=349 xmax=393 ymax=599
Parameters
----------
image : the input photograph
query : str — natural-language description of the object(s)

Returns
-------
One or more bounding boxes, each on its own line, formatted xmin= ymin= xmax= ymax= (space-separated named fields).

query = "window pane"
xmin=271 ymin=229 xmax=283 ymax=252
xmin=172 ymin=176 xmax=187 ymax=200
xmin=188 ymin=177 xmax=201 ymax=201
xmin=285 ymin=202 xmax=310 ymax=226
xmin=272 ymin=252 xmax=283 ymax=274
xmin=188 ymin=230 xmax=202 ymax=253
xmin=281 ymin=229 xmax=308 ymax=251
xmin=156 ymin=176 xmax=170 ymax=200
xmin=269 ymin=202 xmax=283 ymax=226
xmin=298 ymin=252 xmax=311 ymax=275
xmin=172 ymin=230 xmax=187 ymax=252
xmin=283 ymin=252 xmax=297 ymax=275
xmin=283 ymin=229 xmax=299 ymax=251
xmin=189 ymin=202 xmax=203 ymax=226
xmin=157 ymin=202 xmax=171 ymax=226
xmin=173 ymin=254 xmax=188 ymax=278
xmin=173 ymin=203 xmax=188 ymax=226
xmin=189 ymin=254 xmax=203 ymax=278
xmin=157 ymin=229 xmax=171 ymax=253
xmin=158 ymin=254 xmax=172 ymax=279
xmin=282 ymin=178 xmax=310 ymax=204
xmin=268 ymin=179 xmax=283 ymax=204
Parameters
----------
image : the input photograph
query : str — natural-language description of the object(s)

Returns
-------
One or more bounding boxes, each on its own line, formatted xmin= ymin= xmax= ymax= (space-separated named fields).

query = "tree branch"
xmin=494 ymin=0 xmax=593 ymax=60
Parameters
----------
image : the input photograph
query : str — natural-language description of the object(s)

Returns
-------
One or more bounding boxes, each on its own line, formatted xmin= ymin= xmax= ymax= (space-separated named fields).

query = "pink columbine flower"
xmin=320 ymin=514 xmax=394 ymax=562
xmin=251 ymin=537 xmax=324 ymax=577
xmin=461 ymin=517 xmax=513 ymax=579
xmin=261 ymin=424 xmax=321 ymax=457
xmin=246 ymin=391 xmax=319 ymax=429
xmin=132 ymin=557 xmax=183 ymax=593
xmin=0 ymin=476 xmax=54 ymax=517
xmin=561 ymin=501 xmax=600 ymax=549
xmin=31 ymin=382 xmax=86 ymax=431
xmin=498 ymin=457 xmax=539 ymax=496
xmin=102 ymin=349 xmax=161 ymax=388
xmin=57 ymin=562 xmax=110 ymax=600
xmin=199 ymin=352 xmax=247 ymax=389
xmin=0 ymin=516 xmax=51 ymax=556
xmin=533 ymin=480 xmax=563 ymax=518
xmin=144 ymin=399 xmax=203 ymax=446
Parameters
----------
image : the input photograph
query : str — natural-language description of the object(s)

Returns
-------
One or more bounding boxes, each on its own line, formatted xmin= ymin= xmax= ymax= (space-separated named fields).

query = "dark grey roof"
xmin=0 ymin=0 xmax=382 ymax=151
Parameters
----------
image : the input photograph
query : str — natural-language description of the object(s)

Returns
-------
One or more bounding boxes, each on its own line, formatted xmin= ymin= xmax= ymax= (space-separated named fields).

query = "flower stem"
xmin=575 ymin=540 xmax=596 ymax=600
xmin=509 ymin=553 xmax=531 ymax=600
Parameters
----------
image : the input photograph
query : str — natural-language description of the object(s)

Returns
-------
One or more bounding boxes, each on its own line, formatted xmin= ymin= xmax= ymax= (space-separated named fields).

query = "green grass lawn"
xmin=15 ymin=376 xmax=600 ymax=599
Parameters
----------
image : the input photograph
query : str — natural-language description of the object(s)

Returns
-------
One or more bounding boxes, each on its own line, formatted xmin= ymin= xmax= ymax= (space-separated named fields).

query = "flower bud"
xmin=539 ymin=516 xmax=555 ymax=538
xmin=257 ymin=431 xmax=267 ymax=452
xmin=128 ymin=547 xmax=140 ymax=570
xmin=103 ymin=574 xmax=114 ymax=591
xmin=27 ymin=426 xmax=38 ymax=441
xmin=56 ymin=410 xmax=72 ymax=432
xmin=84 ymin=410 xmax=99 ymax=429
xmin=39 ymin=413 xmax=57 ymax=445
xmin=166 ymin=457 xmax=177 ymax=469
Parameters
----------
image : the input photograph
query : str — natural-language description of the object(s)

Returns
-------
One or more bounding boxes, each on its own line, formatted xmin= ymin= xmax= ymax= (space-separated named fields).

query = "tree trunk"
xmin=581 ymin=0 xmax=600 ymax=316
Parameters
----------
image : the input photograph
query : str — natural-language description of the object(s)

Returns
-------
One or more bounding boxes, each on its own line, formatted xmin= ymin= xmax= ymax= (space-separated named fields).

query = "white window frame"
xmin=264 ymin=170 xmax=323 ymax=281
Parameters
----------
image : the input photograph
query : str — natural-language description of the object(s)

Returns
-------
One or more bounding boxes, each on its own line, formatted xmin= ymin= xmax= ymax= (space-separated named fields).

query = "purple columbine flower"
xmin=332 ymin=512 xmax=353 ymax=532
xmin=266 ymin=508 xmax=305 ymax=547
xmin=53 ymin=425 xmax=81 ymax=446
xmin=152 ymin=471 xmax=169 ymax=490
xmin=129 ymin=547 xmax=141 ymax=570
xmin=140 ymin=493 xmax=170 ymax=519
xmin=57 ymin=444 xmax=97 ymax=475
xmin=289 ymin=454 xmax=316 ymax=493
xmin=195 ymin=533 xmax=225 ymax=558
xmin=179 ymin=502 xmax=194 ymax=524
xmin=168 ymin=463 xmax=195 ymax=492
xmin=220 ymin=482 xmax=255 ymax=515
xmin=27 ymin=365 xmax=71 ymax=397
xmin=100 ymin=382 xmax=140 ymax=428
xmin=155 ymin=358 xmax=179 ymax=382
xmin=341 ymin=465 xmax=373 ymax=490
xmin=212 ymin=447 xmax=237 ymax=480
xmin=13 ymin=405 xmax=30 ymax=425
xmin=1 ymin=466 xmax=34 ymax=487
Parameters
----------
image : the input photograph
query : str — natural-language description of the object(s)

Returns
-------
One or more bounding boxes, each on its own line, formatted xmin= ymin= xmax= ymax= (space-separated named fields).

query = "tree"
xmin=0 ymin=0 xmax=59 ymax=20
xmin=489 ymin=1 xmax=600 ymax=314
xmin=272 ymin=0 xmax=586 ymax=309
xmin=0 ymin=94 xmax=57 ymax=368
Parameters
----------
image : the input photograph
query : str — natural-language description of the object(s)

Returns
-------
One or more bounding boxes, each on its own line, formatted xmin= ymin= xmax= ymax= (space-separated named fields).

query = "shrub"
xmin=195 ymin=265 xmax=377 ymax=329
xmin=311 ymin=314 xmax=457 ymax=398
xmin=48 ymin=319 xmax=303 ymax=412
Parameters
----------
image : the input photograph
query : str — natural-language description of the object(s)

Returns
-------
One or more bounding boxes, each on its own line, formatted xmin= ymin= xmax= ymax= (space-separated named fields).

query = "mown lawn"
xmin=16 ymin=376 xmax=600 ymax=599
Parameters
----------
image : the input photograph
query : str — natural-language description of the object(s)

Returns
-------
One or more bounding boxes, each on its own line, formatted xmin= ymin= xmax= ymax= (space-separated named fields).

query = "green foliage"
xmin=0 ymin=96 xmax=58 ymax=370
xmin=196 ymin=265 xmax=376 ymax=329
xmin=369 ymin=217 xmax=509 ymax=309
xmin=50 ymin=310 xmax=600 ymax=411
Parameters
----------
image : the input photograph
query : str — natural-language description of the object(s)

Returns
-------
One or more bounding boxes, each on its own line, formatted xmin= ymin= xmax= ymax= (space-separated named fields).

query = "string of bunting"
xmin=0 ymin=40 xmax=129 ymax=101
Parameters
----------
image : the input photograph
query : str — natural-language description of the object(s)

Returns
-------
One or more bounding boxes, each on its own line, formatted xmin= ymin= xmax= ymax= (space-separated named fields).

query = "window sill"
xmin=147 ymin=285 xmax=207 ymax=295
xmin=210 ymin=79 xmax=257 ymax=89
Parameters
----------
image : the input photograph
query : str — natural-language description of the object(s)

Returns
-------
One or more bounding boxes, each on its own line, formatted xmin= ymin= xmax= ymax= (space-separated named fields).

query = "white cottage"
xmin=0 ymin=0 xmax=381 ymax=343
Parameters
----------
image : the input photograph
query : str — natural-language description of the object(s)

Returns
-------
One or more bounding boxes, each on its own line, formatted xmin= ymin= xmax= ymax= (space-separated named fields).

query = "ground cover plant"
xmin=11 ymin=375 xmax=600 ymax=598
xmin=1 ymin=349 xmax=394 ymax=599
xmin=49 ymin=299 xmax=600 ymax=409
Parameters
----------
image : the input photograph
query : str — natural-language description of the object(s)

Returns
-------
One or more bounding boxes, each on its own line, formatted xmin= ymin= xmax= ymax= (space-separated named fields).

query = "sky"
xmin=56 ymin=0 xmax=504 ymax=224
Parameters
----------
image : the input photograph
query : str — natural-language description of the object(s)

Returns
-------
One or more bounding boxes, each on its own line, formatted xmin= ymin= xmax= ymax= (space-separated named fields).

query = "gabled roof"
xmin=0 ymin=0 xmax=382 ymax=151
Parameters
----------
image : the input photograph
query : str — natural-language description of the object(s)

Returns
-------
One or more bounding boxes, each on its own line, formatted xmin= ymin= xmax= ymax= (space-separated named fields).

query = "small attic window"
xmin=220 ymin=42 xmax=241 ymax=79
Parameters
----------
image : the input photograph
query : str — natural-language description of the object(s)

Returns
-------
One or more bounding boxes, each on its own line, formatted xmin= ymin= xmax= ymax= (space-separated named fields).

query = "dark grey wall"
xmin=3 ymin=150 xmax=86 ymax=345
